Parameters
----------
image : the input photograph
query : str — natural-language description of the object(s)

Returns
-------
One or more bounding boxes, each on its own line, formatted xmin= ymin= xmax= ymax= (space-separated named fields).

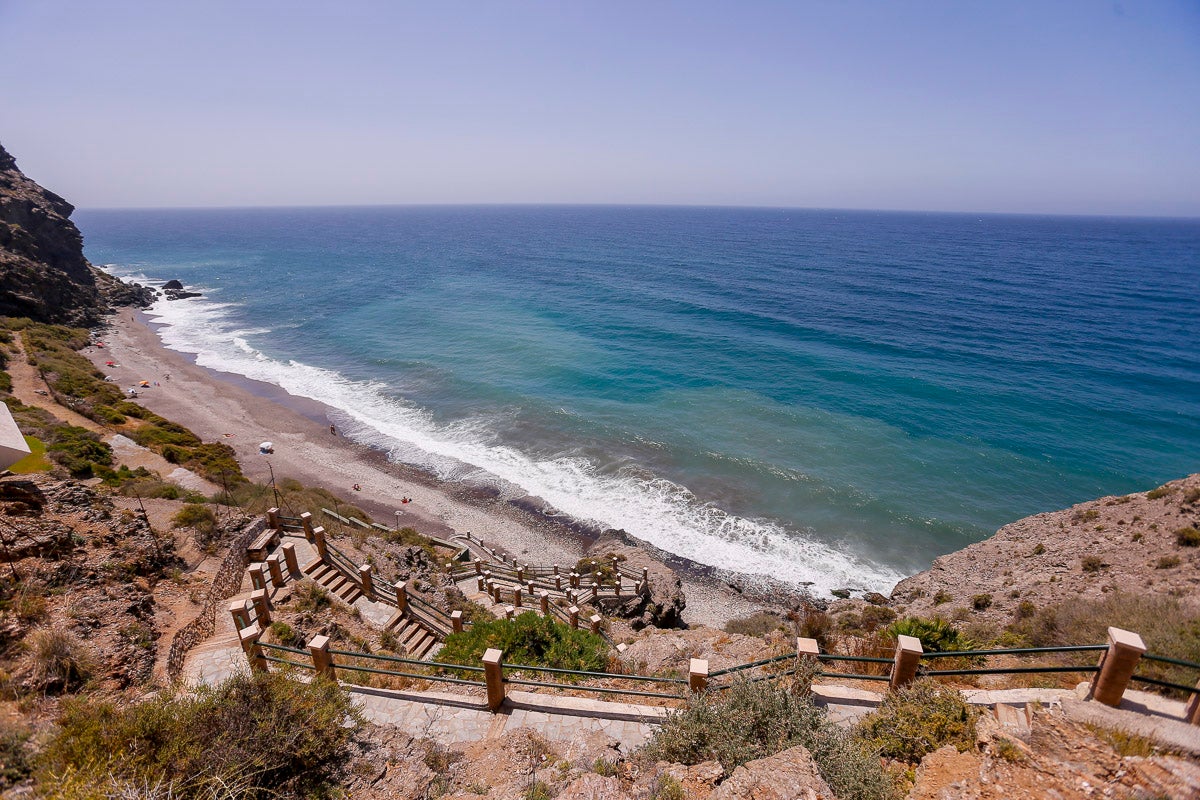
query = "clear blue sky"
xmin=2 ymin=1 xmax=1198 ymax=215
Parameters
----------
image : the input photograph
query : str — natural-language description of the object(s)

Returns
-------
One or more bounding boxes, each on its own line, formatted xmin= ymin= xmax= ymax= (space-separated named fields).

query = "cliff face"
xmin=0 ymin=143 xmax=151 ymax=325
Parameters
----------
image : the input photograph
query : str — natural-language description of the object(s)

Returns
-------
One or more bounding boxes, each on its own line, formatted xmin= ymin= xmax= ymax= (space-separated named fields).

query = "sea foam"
xmin=137 ymin=286 xmax=905 ymax=596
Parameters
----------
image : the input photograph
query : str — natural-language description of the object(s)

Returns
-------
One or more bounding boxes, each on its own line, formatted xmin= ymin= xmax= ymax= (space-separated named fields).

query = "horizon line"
xmin=74 ymin=201 xmax=1200 ymax=222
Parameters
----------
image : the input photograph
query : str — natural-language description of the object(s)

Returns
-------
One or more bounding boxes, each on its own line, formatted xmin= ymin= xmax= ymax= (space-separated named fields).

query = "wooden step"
xmin=302 ymin=558 xmax=323 ymax=575
xmin=396 ymin=622 xmax=426 ymax=651
xmin=407 ymin=632 xmax=432 ymax=660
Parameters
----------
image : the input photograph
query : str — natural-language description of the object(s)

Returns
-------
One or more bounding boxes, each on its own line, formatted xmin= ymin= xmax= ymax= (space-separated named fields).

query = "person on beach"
xmin=353 ymin=483 xmax=361 ymax=492
xmin=330 ymin=424 xmax=336 ymax=435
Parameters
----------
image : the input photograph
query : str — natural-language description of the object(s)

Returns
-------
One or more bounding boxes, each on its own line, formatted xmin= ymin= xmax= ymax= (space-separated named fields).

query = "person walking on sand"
xmin=330 ymin=424 xmax=337 ymax=435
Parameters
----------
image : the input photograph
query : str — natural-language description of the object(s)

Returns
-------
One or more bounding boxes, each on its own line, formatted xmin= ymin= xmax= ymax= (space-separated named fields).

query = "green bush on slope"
xmin=37 ymin=672 xmax=360 ymax=799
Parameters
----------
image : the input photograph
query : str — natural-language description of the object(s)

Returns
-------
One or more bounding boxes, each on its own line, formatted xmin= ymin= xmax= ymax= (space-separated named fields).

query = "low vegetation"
xmin=886 ymin=617 xmax=974 ymax=653
xmin=724 ymin=610 xmax=786 ymax=637
xmin=37 ymin=672 xmax=360 ymax=799
xmin=641 ymin=669 xmax=898 ymax=800
xmin=858 ymin=678 xmax=978 ymax=763
xmin=1007 ymin=592 xmax=1200 ymax=694
xmin=439 ymin=612 xmax=609 ymax=672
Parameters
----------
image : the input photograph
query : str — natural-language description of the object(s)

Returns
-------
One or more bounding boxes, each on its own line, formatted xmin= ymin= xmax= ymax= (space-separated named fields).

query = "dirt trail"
xmin=7 ymin=331 xmax=218 ymax=493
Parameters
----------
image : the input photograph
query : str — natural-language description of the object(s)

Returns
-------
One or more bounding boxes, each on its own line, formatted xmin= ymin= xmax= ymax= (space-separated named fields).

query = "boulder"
xmin=555 ymin=774 xmax=633 ymax=800
xmin=710 ymin=745 xmax=836 ymax=800
xmin=587 ymin=529 xmax=685 ymax=630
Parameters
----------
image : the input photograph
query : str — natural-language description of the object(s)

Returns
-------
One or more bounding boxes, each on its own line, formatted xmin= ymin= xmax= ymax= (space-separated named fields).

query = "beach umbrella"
xmin=259 ymin=442 xmax=274 ymax=454
xmin=139 ymin=380 xmax=150 ymax=387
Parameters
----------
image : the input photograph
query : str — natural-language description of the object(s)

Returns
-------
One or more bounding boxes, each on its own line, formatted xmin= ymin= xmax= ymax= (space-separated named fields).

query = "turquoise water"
xmin=77 ymin=206 xmax=1200 ymax=594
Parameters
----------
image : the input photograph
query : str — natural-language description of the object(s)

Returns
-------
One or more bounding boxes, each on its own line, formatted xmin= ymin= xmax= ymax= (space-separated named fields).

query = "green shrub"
xmin=0 ymin=720 xmax=31 ymax=788
xmin=1081 ymin=556 xmax=1106 ymax=572
xmin=886 ymin=617 xmax=973 ymax=653
xmin=1156 ymin=555 xmax=1182 ymax=569
xmin=269 ymin=622 xmax=300 ymax=647
xmin=971 ymin=594 xmax=992 ymax=611
xmin=383 ymin=525 xmax=437 ymax=559
xmin=932 ymin=590 xmax=952 ymax=605
xmin=37 ymin=672 xmax=360 ymax=798
xmin=1030 ymin=543 xmax=1046 ymax=556
xmin=438 ymin=612 xmax=608 ymax=673
xmin=1175 ymin=527 xmax=1200 ymax=547
xmin=45 ymin=425 xmax=112 ymax=478
xmin=171 ymin=503 xmax=218 ymax=543
xmin=858 ymin=678 xmax=977 ymax=763
xmin=649 ymin=774 xmax=686 ymax=800
xmin=641 ymin=674 xmax=896 ymax=799
xmin=1146 ymin=485 xmax=1173 ymax=500
xmin=724 ymin=611 xmax=785 ymax=638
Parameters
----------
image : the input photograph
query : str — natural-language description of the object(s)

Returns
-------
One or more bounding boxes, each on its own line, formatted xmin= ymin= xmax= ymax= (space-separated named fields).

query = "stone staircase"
xmin=302 ymin=558 xmax=363 ymax=605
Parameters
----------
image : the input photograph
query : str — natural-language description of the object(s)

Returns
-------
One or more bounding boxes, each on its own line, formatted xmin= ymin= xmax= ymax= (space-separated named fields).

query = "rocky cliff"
xmin=0 ymin=142 xmax=151 ymax=325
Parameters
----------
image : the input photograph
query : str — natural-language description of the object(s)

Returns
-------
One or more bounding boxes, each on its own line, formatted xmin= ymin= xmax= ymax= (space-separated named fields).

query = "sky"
xmin=1 ymin=1 xmax=1198 ymax=216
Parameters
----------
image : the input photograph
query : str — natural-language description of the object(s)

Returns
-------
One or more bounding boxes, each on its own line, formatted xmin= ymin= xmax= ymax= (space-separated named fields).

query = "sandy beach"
xmin=89 ymin=307 xmax=767 ymax=627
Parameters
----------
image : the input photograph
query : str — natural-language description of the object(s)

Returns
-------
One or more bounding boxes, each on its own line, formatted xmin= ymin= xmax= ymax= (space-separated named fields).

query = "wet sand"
xmin=89 ymin=308 xmax=770 ymax=627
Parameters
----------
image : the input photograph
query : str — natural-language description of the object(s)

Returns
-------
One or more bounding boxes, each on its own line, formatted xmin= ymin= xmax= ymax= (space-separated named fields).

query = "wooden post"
xmin=482 ymin=648 xmax=506 ymax=711
xmin=240 ymin=622 xmax=267 ymax=672
xmin=539 ymin=590 xmax=550 ymax=616
xmin=300 ymin=512 xmax=314 ymax=539
xmin=451 ymin=610 xmax=464 ymax=634
xmin=570 ymin=572 xmax=580 ymax=589
xmin=312 ymin=525 xmax=328 ymax=560
xmin=553 ymin=564 xmax=560 ymax=576
xmin=689 ymin=658 xmax=709 ymax=693
xmin=516 ymin=565 xmax=524 ymax=582
xmin=504 ymin=605 xmax=515 ymax=620
xmin=266 ymin=553 xmax=285 ymax=588
xmin=250 ymin=588 xmax=272 ymax=625
xmin=589 ymin=614 xmax=602 ymax=634
xmin=394 ymin=581 xmax=408 ymax=613
xmin=1090 ymin=627 xmax=1147 ymax=707
xmin=513 ymin=586 xmax=522 ymax=608
xmin=589 ymin=582 xmax=599 ymax=603
xmin=476 ymin=574 xmax=486 ymax=592
xmin=890 ymin=634 xmax=923 ymax=690
xmin=1184 ymin=680 xmax=1200 ymax=726
xmin=248 ymin=564 xmax=266 ymax=592
xmin=266 ymin=507 xmax=280 ymax=529
xmin=359 ymin=564 xmax=374 ymax=597
xmin=308 ymin=634 xmax=335 ymax=680
xmin=280 ymin=542 xmax=300 ymax=578
xmin=229 ymin=599 xmax=250 ymax=630
xmin=555 ymin=574 xmax=563 ymax=591
xmin=474 ymin=558 xmax=483 ymax=575
xmin=568 ymin=605 xmax=580 ymax=629
xmin=642 ymin=567 xmax=649 ymax=586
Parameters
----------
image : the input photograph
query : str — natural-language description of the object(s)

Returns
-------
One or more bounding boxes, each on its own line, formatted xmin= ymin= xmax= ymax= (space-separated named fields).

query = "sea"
xmin=75 ymin=206 xmax=1200 ymax=596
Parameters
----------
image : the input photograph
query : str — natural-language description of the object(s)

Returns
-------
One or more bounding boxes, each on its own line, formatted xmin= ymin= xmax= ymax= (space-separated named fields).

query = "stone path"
xmin=354 ymin=687 xmax=666 ymax=752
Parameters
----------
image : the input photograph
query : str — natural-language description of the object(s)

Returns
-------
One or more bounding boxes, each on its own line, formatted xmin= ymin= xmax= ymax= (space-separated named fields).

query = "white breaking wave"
xmin=139 ymin=288 xmax=905 ymax=595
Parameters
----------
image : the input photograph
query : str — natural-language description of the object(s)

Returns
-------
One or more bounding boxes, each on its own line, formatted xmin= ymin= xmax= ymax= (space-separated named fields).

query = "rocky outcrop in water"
xmin=0 ymin=142 xmax=152 ymax=325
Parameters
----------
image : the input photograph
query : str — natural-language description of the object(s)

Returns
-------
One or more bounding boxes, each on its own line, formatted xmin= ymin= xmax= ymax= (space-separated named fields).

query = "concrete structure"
xmin=890 ymin=634 xmax=923 ymax=690
xmin=1091 ymin=627 xmax=1147 ymax=707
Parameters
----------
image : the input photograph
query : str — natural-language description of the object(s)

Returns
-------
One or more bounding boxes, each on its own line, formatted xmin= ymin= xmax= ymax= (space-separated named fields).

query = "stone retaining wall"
xmin=166 ymin=517 xmax=266 ymax=680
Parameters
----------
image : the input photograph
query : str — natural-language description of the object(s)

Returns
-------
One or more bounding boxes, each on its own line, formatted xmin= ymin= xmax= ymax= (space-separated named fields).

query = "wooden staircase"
xmin=385 ymin=613 xmax=439 ymax=660
xmin=302 ymin=559 xmax=363 ymax=605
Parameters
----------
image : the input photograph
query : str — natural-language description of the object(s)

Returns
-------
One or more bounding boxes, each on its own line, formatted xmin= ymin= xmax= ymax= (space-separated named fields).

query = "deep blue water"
xmin=76 ymin=206 xmax=1200 ymax=594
